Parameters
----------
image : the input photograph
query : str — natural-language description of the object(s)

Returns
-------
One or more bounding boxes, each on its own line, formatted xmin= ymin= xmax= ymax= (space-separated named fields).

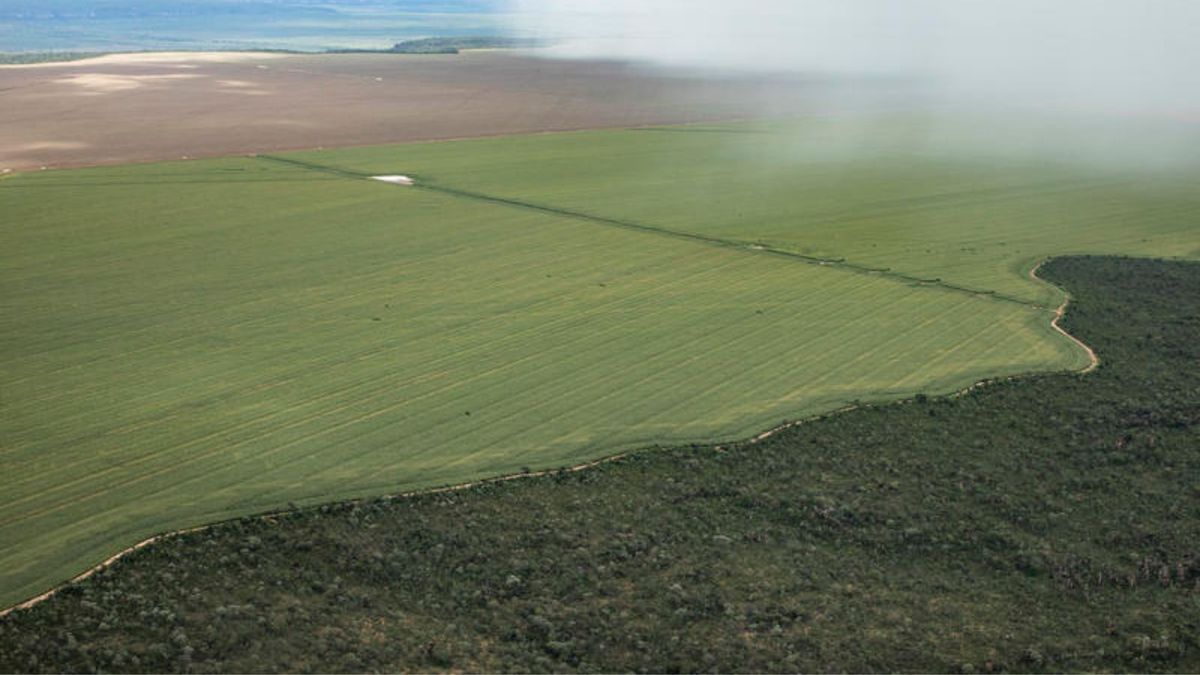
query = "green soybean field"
xmin=2 ymin=119 xmax=1195 ymax=609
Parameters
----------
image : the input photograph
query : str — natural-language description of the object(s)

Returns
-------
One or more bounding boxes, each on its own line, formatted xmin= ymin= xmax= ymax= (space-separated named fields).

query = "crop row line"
xmin=255 ymin=154 xmax=1045 ymax=310
xmin=419 ymin=182 xmax=1046 ymax=308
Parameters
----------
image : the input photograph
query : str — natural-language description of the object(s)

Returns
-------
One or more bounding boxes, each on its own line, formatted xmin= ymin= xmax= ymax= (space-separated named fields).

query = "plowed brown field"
xmin=0 ymin=50 xmax=830 ymax=170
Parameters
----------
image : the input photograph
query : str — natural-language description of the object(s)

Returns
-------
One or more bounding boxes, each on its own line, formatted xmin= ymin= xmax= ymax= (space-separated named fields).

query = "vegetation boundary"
xmin=0 ymin=255 xmax=1099 ymax=619
xmin=1033 ymin=258 xmax=1099 ymax=373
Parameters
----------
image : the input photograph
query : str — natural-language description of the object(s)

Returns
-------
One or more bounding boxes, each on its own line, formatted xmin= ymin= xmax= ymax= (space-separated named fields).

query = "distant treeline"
xmin=0 ymin=38 xmax=541 ymax=64
xmin=2 ymin=256 xmax=1197 ymax=673
xmin=0 ymin=51 xmax=110 ymax=64
xmin=329 ymin=36 xmax=547 ymax=55
xmin=391 ymin=36 xmax=546 ymax=53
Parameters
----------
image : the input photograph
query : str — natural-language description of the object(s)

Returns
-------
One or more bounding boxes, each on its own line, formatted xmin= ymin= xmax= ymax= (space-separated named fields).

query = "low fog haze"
xmin=506 ymin=1 xmax=1200 ymax=167
xmin=508 ymin=0 xmax=1199 ymax=117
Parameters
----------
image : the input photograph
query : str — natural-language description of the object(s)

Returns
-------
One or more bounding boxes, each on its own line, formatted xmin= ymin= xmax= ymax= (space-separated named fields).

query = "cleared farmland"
xmin=0 ymin=132 xmax=1105 ymax=607
xmin=297 ymin=119 xmax=1200 ymax=305
xmin=0 ymin=51 xmax=831 ymax=171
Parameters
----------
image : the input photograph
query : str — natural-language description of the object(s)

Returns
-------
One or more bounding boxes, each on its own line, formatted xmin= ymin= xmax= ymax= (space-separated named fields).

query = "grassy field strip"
xmin=288 ymin=283 xmax=1070 ymax=494
xmin=1 ymin=170 xmax=689 ymax=375
xmin=804 ymin=191 xmax=1200 ymax=301
xmin=545 ymin=294 xmax=975 ymax=437
xmin=284 ymin=143 xmax=1051 ymax=308
xmin=11 ymin=140 xmax=1060 ymax=478
xmin=886 ymin=311 xmax=1032 ymax=392
xmin=0 ymin=130 xmax=1105 ymax=607
xmin=1 ymin=179 xmax=380 ymax=372
xmin=0 ymin=253 xmax=779 ymax=517
xmin=343 ymin=295 xmax=1075 ymax=504
xmin=292 ymin=121 xmax=1200 ymax=305
xmin=258 ymin=155 xmax=1065 ymax=308
xmin=410 ymin=180 xmax=1043 ymax=307
xmin=231 ymin=273 xmax=861 ymax=506
xmin=1 ymin=210 xmax=645 ymax=406
xmin=1 ymin=229 xmax=742 ymax=454
xmin=0 ymin=242 xmax=751 ymax=501
xmin=2 ymin=249 xmax=851 ymax=518
xmin=360 ymin=179 xmax=1026 ymax=310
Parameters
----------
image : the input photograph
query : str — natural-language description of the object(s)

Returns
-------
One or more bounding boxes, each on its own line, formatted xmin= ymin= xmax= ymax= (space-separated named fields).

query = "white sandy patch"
xmin=55 ymin=73 xmax=204 ymax=94
xmin=14 ymin=141 xmax=91 ymax=151
xmin=216 ymin=79 xmax=269 ymax=95
xmin=372 ymin=175 xmax=415 ymax=185
xmin=0 ymin=51 xmax=295 ymax=69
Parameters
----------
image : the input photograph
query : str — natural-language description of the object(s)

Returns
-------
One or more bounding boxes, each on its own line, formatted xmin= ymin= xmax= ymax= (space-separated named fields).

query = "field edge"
xmin=0 ymin=257 xmax=1100 ymax=616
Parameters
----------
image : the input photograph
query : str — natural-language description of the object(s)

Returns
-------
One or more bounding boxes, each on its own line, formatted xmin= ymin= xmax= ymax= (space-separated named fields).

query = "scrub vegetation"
xmin=1 ymin=256 xmax=1197 ymax=673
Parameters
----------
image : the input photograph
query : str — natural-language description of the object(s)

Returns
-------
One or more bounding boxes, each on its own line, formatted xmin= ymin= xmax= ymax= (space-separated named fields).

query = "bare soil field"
xmin=0 ymin=50 xmax=833 ymax=170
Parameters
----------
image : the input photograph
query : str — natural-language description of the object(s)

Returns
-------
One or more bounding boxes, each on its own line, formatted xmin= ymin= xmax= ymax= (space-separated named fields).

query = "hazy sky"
xmin=507 ymin=0 xmax=1200 ymax=117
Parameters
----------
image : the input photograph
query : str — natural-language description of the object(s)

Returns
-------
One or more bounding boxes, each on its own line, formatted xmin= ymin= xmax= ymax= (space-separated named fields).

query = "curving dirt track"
xmin=0 ymin=50 xmax=847 ymax=170
xmin=1032 ymin=259 xmax=1100 ymax=373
